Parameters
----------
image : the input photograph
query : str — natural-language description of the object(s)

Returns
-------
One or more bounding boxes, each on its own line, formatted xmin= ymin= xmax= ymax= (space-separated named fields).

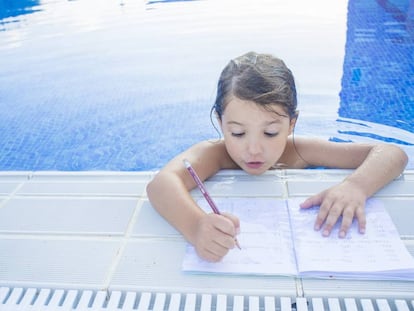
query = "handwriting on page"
xmin=182 ymin=197 xmax=414 ymax=280
xmin=288 ymin=198 xmax=414 ymax=274
xmin=182 ymin=198 xmax=297 ymax=276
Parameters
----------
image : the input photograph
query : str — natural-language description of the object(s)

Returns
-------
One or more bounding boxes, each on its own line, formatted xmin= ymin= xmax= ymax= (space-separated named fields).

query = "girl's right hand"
xmin=194 ymin=212 xmax=240 ymax=262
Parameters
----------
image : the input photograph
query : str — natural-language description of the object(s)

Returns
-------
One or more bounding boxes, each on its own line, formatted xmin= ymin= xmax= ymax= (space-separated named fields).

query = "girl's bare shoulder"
xmin=162 ymin=139 xmax=238 ymax=181
xmin=187 ymin=139 xmax=238 ymax=169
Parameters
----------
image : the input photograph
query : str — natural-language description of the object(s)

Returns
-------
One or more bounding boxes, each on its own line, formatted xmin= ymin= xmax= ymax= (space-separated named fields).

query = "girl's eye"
xmin=265 ymin=132 xmax=278 ymax=137
xmin=231 ymin=132 xmax=245 ymax=137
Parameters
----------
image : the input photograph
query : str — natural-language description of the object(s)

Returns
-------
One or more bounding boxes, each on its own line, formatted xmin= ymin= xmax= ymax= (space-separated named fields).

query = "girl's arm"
xmin=146 ymin=140 xmax=240 ymax=261
xmin=285 ymin=137 xmax=408 ymax=237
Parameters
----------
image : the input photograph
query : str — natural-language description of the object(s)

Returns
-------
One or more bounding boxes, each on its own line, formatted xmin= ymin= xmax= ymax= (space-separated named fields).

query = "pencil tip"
xmin=235 ymin=239 xmax=241 ymax=250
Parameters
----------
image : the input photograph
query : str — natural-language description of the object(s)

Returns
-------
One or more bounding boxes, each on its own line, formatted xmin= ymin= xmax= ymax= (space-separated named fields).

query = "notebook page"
xmin=288 ymin=198 xmax=414 ymax=280
xmin=182 ymin=198 xmax=297 ymax=276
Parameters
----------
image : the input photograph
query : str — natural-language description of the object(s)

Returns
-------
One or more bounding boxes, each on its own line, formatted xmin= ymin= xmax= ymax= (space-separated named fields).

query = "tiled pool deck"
xmin=0 ymin=169 xmax=413 ymax=308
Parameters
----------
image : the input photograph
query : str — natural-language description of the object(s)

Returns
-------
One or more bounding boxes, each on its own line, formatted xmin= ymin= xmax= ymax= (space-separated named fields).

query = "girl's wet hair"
xmin=212 ymin=51 xmax=298 ymax=120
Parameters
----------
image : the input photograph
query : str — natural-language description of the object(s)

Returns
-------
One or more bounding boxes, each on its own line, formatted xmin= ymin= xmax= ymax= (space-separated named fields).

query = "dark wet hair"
xmin=212 ymin=51 xmax=298 ymax=120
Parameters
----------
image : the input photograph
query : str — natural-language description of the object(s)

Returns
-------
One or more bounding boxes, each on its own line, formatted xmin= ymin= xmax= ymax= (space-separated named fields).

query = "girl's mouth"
xmin=246 ymin=161 xmax=264 ymax=169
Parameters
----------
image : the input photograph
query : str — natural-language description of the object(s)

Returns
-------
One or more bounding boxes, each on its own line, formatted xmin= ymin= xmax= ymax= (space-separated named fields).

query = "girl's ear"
xmin=289 ymin=110 xmax=299 ymax=135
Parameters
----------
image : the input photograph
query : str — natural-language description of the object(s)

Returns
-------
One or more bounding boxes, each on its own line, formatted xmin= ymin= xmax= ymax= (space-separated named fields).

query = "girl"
xmin=146 ymin=52 xmax=408 ymax=262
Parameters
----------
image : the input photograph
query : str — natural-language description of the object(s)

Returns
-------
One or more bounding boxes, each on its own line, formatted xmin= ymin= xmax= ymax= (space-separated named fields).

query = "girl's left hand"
xmin=299 ymin=181 xmax=367 ymax=238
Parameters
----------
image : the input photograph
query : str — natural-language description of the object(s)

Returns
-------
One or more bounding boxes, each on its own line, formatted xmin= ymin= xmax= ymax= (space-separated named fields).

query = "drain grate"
xmin=1 ymin=287 xmax=413 ymax=310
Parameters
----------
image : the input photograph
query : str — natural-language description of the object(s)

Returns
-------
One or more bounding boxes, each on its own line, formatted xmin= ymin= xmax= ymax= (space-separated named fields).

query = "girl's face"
xmin=219 ymin=97 xmax=296 ymax=175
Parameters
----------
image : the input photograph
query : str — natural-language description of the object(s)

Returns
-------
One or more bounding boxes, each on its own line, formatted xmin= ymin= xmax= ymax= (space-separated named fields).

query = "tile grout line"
xmin=281 ymin=170 xmax=306 ymax=298
xmin=0 ymin=178 xmax=30 ymax=209
xmin=0 ymin=232 xmax=124 ymax=241
xmin=101 ymin=186 xmax=148 ymax=291
xmin=281 ymin=169 xmax=289 ymax=200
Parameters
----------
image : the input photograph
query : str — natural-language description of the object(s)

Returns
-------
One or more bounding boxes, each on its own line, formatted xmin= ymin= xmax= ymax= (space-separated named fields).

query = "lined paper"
xmin=182 ymin=197 xmax=414 ymax=280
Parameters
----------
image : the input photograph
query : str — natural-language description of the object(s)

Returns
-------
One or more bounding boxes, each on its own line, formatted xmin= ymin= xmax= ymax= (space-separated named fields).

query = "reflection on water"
xmin=0 ymin=0 xmax=412 ymax=170
xmin=0 ymin=0 xmax=40 ymax=21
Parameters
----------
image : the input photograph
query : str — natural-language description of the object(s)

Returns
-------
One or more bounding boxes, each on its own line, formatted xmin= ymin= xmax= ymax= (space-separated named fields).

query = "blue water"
xmin=340 ymin=0 xmax=414 ymax=134
xmin=0 ymin=0 xmax=413 ymax=170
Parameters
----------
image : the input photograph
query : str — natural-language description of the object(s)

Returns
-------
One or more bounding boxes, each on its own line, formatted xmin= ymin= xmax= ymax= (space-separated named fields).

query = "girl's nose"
xmin=247 ymin=140 xmax=263 ymax=155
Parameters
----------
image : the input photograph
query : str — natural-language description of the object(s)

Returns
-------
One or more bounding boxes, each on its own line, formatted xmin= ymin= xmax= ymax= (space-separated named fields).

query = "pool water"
xmin=0 ymin=0 xmax=413 ymax=170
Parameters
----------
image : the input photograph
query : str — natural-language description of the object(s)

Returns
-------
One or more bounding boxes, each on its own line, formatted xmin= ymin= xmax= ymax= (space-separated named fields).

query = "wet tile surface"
xmin=0 ymin=170 xmax=413 ymax=298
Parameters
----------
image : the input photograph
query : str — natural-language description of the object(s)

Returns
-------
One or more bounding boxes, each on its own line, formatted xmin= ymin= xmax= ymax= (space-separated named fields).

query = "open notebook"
xmin=182 ymin=198 xmax=414 ymax=280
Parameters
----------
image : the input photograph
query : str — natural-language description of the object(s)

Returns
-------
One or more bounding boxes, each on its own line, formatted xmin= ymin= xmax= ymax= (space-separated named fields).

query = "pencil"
xmin=183 ymin=159 xmax=241 ymax=250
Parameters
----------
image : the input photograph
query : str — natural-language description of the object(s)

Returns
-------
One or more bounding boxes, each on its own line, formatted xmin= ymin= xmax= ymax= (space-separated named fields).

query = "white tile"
xmin=15 ymin=172 xmax=152 ymax=196
xmin=17 ymin=180 xmax=148 ymax=197
xmin=132 ymin=200 xmax=180 ymax=237
xmin=196 ymin=172 xmax=285 ymax=197
xmin=287 ymin=180 xmax=338 ymax=196
xmin=0 ymin=172 xmax=31 ymax=181
xmin=381 ymin=198 xmax=414 ymax=236
xmin=30 ymin=171 xmax=153 ymax=181
xmin=0 ymin=183 xmax=22 ymax=195
xmin=0 ymin=197 xmax=137 ymax=235
xmin=0 ymin=170 xmax=413 ymax=296
xmin=0 ymin=238 xmax=119 ymax=288
xmin=284 ymin=169 xmax=352 ymax=197
xmin=109 ymin=240 xmax=297 ymax=296
xmin=402 ymin=170 xmax=414 ymax=180
xmin=375 ymin=180 xmax=414 ymax=197
xmin=287 ymin=176 xmax=413 ymax=197
xmin=301 ymin=278 xmax=414 ymax=297
xmin=284 ymin=169 xmax=352 ymax=180
xmin=0 ymin=171 xmax=28 ymax=195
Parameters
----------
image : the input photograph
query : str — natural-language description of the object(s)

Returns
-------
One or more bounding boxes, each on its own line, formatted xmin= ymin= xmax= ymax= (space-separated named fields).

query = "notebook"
xmin=182 ymin=197 xmax=414 ymax=280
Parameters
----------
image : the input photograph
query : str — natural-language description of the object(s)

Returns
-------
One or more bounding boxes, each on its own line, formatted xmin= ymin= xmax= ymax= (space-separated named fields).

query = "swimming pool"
xmin=0 ymin=0 xmax=413 ymax=170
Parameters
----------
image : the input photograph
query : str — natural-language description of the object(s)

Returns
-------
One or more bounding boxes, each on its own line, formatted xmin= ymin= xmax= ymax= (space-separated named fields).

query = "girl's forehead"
xmin=224 ymin=98 xmax=289 ymax=119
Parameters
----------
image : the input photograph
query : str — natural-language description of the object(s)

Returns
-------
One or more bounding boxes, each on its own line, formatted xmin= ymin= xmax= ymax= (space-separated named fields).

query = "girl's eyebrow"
xmin=226 ymin=121 xmax=243 ymax=125
xmin=267 ymin=119 xmax=283 ymax=125
xmin=226 ymin=119 xmax=283 ymax=126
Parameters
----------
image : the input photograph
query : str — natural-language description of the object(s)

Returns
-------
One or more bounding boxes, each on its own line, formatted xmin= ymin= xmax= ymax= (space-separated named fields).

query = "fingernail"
xmin=322 ymin=229 xmax=330 ymax=237
xmin=339 ymin=230 xmax=346 ymax=238
xmin=314 ymin=224 xmax=320 ymax=231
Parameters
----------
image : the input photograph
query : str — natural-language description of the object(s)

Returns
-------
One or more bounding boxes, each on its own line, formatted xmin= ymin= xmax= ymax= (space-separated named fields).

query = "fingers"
xmin=316 ymin=199 xmax=342 ymax=236
xmin=311 ymin=192 xmax=366 ymax=238
xmin=221 ymin=212 xmax=240 ymax=235
xmin=197 ymin=240 xmax=232 ymax=262
xmin=316 ymin=202 xmax=366 ymax=238
xmin=195 ymin=213 xmax=240 ymax=262
xmin=300 ymin=192 xmax=324 ymax=209
xmin=338 ymin=207 xmax=354 ymax=238
xmin=221 ymin=212 xmax=241 ymax=249
xmin=355 ymin=206 xmax=366 ymax=234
